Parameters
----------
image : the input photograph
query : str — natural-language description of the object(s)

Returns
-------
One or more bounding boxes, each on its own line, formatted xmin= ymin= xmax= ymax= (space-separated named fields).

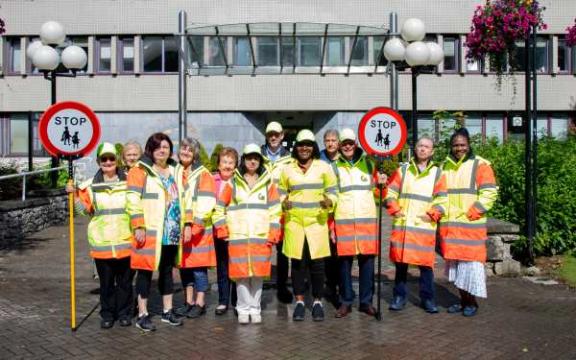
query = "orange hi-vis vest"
xmin=332 ymin=153 xmax=378 ymax=256
xmin=75 ymin=171 xmax=132 ymax=259
xmin=213 ymin=169 xmax=282 ymax=279
xmin=439 ymin=154 xmax=498 ymax=263
xmin=126 ymin=158 xmax=192 ymax=271
xmin=386 ymin=161 xmax=447 ymax=267
xmin=176 ymin=163 xmax=217 ymax=268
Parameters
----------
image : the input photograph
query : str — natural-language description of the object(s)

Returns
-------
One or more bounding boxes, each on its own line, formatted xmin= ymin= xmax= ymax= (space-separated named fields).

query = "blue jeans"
xmin=180 ymin=267 xmax=209 ymax=292
xmin=339 ymin=255 xmax=375 ymax=307
xmin=393 ymin=263 xmax=435 ymax=301
xmin=215 ymin=238 xmax=236 ymax=306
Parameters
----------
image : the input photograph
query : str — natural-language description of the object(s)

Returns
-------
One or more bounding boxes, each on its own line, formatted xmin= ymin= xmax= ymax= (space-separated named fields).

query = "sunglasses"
xmin=100 ymin=155 xmax=116 ymax=163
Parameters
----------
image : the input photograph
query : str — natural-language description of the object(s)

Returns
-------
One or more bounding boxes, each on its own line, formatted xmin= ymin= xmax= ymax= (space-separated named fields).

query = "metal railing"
xmin=0 ymin=166 xmax=67 ymax=201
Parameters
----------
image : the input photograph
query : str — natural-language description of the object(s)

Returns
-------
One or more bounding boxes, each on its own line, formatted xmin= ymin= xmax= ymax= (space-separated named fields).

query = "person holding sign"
xmin=66 ymin=142 xmax=133 ymax=329
xmin=213 ymin=144 xmax=282 ymax=324
xmin=127 ymin=133 xmax=191 ymax=332
xmin=279 ymin=129 xmax=338 ymax=322
xmin=439 ymin=128 xmax=498 ymax=317
xmin=331 ymin=128 xmax=387 ymax=318
xmin=386 ymin=136 xmax=447 ymax=314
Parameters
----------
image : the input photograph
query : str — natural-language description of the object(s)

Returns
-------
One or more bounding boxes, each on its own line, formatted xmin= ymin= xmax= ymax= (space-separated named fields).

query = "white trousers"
xmin=236 ymin=277 xmax=263 ymax=315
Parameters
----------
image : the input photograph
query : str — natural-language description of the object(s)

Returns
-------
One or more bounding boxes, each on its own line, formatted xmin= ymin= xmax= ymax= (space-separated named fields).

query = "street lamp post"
xmin=384 ymin=18 xmax=444 ymax=154
xmin=26 ymin=21 xmax=87 ymax=186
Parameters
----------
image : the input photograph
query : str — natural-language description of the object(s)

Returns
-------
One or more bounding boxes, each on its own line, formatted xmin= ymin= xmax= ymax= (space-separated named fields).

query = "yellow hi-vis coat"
xmin=126 ymin=158 xmax=192 ymax=271
xmin=213 ymin=169 xmax=282 ymax=279
xmin=332 ymin=152 xmax=379 ymax=256
xmin=385 ymin=160 xmax=447 ymax=267
xmin=279 ymin=159 xmax=338 ymax=260
xmin=439 ymin=154 xmax=498 ymax=263
xmin=175 ymin=163 xmax=217 ymax=268
xmin=75 ymin=170 xmax=132 ymax=259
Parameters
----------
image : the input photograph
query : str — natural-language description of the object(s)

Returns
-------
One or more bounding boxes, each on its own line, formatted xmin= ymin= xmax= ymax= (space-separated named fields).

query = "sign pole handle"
xmin=374 ymin=157 xmax=384 ymax=321
xmin=67 ymin=157 xmax=77 ymax=331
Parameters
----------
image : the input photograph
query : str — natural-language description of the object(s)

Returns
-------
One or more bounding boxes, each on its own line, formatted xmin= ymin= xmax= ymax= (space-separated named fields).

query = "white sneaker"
xmin=250 ymin=314 xmax=262 ymax=324
xmin=238 ymin=314 xmax=250 ymax=324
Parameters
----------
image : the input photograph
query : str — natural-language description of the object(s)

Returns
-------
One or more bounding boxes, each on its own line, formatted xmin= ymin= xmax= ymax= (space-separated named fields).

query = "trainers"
xmin=462 ymin=306 xmax=478 ymax=317
xmin=311 ymin=302 xmax=324 ymax=322
xmin=447 ymin=304 xmax=463 ymax=314
xmin=161 ymin=310 xmax=183 ymax=326
xmin=238 ymin=314 xmax=250 ymax=324
xmin=250 ymin=314 xmax=262 ymax=324
xmin=292 ymin=302 xmax=306 ymax=321
xmin=186 ymin=304 xmax=207 ymax=319
xmin=388 ymin=296 xmax=407 ymax=311
xmin=135 ymin=314 xmax=156 ymax=332
xmin=421 ymin=299 xmax=439 ymax=314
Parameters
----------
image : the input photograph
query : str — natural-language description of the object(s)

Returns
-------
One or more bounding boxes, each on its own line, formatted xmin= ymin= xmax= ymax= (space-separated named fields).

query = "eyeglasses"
xmin=100 ymin=156 xmax=116 ymax=163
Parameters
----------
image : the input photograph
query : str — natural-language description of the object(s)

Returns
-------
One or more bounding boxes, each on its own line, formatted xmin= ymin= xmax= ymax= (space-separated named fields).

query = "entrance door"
xmin=266 ymin=112 xmax=314 ymax=152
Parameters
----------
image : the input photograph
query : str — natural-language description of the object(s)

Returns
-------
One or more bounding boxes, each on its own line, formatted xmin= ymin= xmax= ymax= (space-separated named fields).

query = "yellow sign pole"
xmin=67 ymin=176 xmax=77 ymax=331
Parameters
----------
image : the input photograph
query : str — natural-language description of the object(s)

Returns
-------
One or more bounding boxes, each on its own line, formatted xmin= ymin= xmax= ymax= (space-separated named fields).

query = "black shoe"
xmin=388 ymin=296 xmax=407 ymax=311
xmin=277 ymin=287 xmax=294 ymax=304
xmin=100 ymin=319 xmax=114 ymax=329
xmin=421 ymin=299 xmax=439 ymax=314
xmin=214 ymin=305 xmax=228 ymax=316
xmin=186 ymin=304 xmax=207 ymax=319
xmin=135 ymin=314 xmax=156 ymax=332
xmin=161 ymin=310 xmax=183 ymax=326
xmin=292 ymin=302 xmax=305 ymax=321
xmin=118 ymin=318 xmax=132 ymax=327
xmin=311 ymin=302 xmax=325 ymax=322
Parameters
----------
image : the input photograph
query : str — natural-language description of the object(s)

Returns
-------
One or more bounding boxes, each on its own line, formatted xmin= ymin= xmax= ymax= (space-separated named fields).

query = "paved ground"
xmin=0 ymin=217 xmax=575 ymax=360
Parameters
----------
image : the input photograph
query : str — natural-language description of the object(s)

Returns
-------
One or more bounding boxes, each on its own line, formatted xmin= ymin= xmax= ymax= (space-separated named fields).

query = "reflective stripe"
xmin=229 ymin=203 xmax=269 ymax=211
xmin=91 ymin=243 xmax=132 ymax=252
xmin=229 ymin=238 xmax=268 ymax=245
xmin=337 ymin=235 xmax=376 ymax=242
xmin=230 ymin=255 xmax=270 ymax=263
xmin=469 ymin=159 xmax=479 ymax=190
xmin=197 ymin=190 xmax=215 ymax=197
xmin=145 ymin=230 xmax=157 ymax=237
xmin=142 ymin=192 xmax=159 ymax=199
xmin=340 ymin=184 xmax=372 ymax=192
xmin=217 ymin=200 xmax=227 ymax=207
xmin=388 ymin=184 xmax=400 ymax=192
xmin=127 ymin=185 xmax=143 ymax=193
xmin=291 ymin=202 xmax=320 ymax=209
xmin=478 ymin=183 xmax=497 ymax=190
xmin=435 ymin=191 xmax=448 ymax=197
xmin=447 ymin=188 xmax=477 ymax=195
xmin=92 ymin=185 xmax=115 ymax=191
xmin=278 ymin=189 xmax=287 ymax=196
xmin=392 ymin=225 xmax=436 ymax=235
xmin=399 ymin=193 xmax=432 ymax=202
xmin=270 ymin=223 xmax=281 ymax=229
xmin=473 ymin=201 xmax=488 ymax=213
xmin=326 ymin=186 xmax=338 ymax=194
xmin=93 ymin=208 xmax=126 ymax=216
xmin=441 ymin=221 xmax=485 ymax=229
xmin=183 ymin=245 xmax=215 ymax=254
xmin=133 ymin=248 xmax=155 ymax=256
xmin=193 ymin=216 xmax=205 ymax=224
xmin=390 ymin=241 xmax=434 ymax=252
xmin=442 ymin=238 xmax=486 ymax=246
xmin=290 ymin=183 xmax=323 ymax=191
xmin=213 ymin=219 xmax=226 ymax=227
xmin=268 ymin=199 xmax=280 ymax=207
xmin=130 ymin=214 xmax=144 ymax=220
xmin=335 ymin=218 xmax=377 ymax=225
xmin=432 ymin=205 xmax=445 ymax=215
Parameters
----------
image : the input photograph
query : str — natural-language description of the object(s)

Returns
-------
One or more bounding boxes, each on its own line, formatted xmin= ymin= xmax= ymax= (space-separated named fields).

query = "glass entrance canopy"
xmin=185 ymin=22 xmax=391 ymax=76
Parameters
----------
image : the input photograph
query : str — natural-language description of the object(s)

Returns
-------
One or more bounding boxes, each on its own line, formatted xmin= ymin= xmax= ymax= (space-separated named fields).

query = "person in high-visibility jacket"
xmin=386 ymin=136 xmax=447 ymax=314
xmin=279 ymin=129 xmax=338 ymax=322
xmin=213 ymin=144 xmax=282 ymax=324
xmin=127 ymin=133 xmax=192 ymax=331
xmin=439 ymin=128 xmax=498 ymax=317
xmin=261 ymin=121 xmax=294 ymax=304
xmin=175 ymin=137 xmax=217 ymax=319
xmin=332 ymin=128 xmax=387 ymax=318
xmin=66 ymin=142 xmax=133 ymax=330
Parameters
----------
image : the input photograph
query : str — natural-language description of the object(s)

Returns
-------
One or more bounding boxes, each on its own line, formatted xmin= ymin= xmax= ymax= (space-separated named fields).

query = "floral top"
xmin=160 ymin=173 xmax=181 ymax=246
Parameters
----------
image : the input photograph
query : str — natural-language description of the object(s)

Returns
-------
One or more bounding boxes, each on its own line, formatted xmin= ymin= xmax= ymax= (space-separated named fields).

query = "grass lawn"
xmin=557 ymin=255 xmax=576 ymax=288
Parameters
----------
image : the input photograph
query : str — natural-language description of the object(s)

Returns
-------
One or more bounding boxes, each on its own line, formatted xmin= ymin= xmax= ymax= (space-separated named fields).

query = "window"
xmin=486 ymin=115 xmax=505 ymax=142
xmin=4 ymin=37 xmax=21 ymax=74
xmin=257 ymin=37 xmax=278 ymax=66
xmin=511 ymin=37 xmax=549 ymax=73
xmin=96 ymin=37 xmax=112 ymax=73
xmin=68 ymin=37 xmax=89 ymax=74
xmin=536 ymin=116 xmax=548 ymax=138
xmin=550 ymin=115 xmax=569 ymax=139
xmin=207 ymin=36 xmax=226 ymax=66
xmin=281 ymin=37 xmax=295 ymax=67
xmin=558 ymin=38 xmax=571 ymax=73
xmin=0 ymin=114 xmax=45 ymax=156
xmin=464 ymin=45 xmax=483 ymax=72
xmin=443 ymin=36 xmax=459 ymax=72
xmin=325 ymin=37 xmax=344 ymax=66
xmin=118 ymin=37 xmax=134 ymax=73
xmin=350 ymin=36 xmax=368 ymax=66
xmin=234 ymin=37 xmax=252 ymax=66
xmin=373 ymin=36 xmax=388 ymax=67
xmin=142 ymin=36 xmax=178 ymax=72
xmin=417 ymin=116 xmax=435 ymax=140
xmin=465 ymin=116 xmax=483 ymax=139
xmin=188 ymin=36 xmax=204 ymax=67
xmin=298 ymin=37 xmax=321 ymax=66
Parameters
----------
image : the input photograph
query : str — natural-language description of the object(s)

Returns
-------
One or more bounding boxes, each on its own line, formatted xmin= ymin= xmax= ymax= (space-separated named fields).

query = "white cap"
xmin=96 ymin=142 xmax=118 ymax=158
xmin=339 ymin=128 xmax=356 ymax=142
xmin=295 ymin=129 xmax=316 ymax=143
xmin=265 ymin=121 xmax=283 ymax=134
xmin=242 ymin=143 xmax=262 ymax=156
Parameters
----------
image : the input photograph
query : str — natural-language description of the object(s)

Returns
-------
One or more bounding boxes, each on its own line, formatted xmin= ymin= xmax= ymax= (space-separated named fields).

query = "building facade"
xmin=1 ymin=0 xmax=575 ymax=173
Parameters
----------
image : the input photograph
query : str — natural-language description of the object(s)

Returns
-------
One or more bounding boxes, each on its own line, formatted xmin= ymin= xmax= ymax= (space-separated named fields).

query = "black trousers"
xmin=94 ymin=257 xmax=133 ymax=321
xmin=291 ymin=240 xmax=325 ymax=299
xmin=324 ymin=240 xmax=340 ymax=294
xmin=276 ymin=242 xmax=290 ymax=289
xmin=136 ymin=245 xmax=177 ymax=298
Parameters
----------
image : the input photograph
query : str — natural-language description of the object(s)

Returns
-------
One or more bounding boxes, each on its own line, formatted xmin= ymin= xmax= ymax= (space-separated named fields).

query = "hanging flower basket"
xmin=0 ymin=18 xmax=6 ymax=35
xmin=566 ymin=19 xmax=576 ymax=47
xmin=465 ymin=0 xmax=547 ymax=91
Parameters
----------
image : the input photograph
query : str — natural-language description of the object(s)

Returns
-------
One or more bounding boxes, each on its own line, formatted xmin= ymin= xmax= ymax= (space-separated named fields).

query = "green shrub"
xmin=209 ymin=144 xmax=224 ymax=172
xmin=0 ymin=161 xmax=21 ymax=200
xmin=198 ymin=143 xmax=211 ymax=170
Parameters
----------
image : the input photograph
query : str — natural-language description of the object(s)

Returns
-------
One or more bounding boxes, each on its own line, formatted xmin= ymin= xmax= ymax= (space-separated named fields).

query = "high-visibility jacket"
xmin=332 ymin=152 xmax=378 ymax=256
xmin=75 ymin=170 xmax=132 ymax=259
xmin=213 ymin=169 xmax=282 ymax=279
xmin=126 ymin=157 xmax=192 ymax=271
xmin=279 ymin=159 xmax=338 ymax=260
xmin=386 ymin=160 xmax=447 ymax=267
xmin=438 ymin=154 xmax=498 ymax=262
xmin=175 ymin=163 xmax=217 ymax=268
xmin=261 ymin=145 xmax=292 ymax=185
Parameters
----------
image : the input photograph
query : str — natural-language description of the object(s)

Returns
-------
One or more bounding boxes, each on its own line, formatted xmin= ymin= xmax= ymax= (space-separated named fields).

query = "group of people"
xmin=67 ymin=120 xmax=497 ymax=332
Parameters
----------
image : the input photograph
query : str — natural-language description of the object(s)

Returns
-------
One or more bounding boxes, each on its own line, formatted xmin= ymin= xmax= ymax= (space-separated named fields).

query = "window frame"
xmin=3 ymin=37 xmax=22 ymax=75
xmin=95 ymin=37 xmax=112 ymax=74
xmin=117 ymin=36 xmax=135 ymax=74
xmin=141 ymin=35 xmax=179 ymax=74
xmin=442 ymin=36 xmax=460 ymax=73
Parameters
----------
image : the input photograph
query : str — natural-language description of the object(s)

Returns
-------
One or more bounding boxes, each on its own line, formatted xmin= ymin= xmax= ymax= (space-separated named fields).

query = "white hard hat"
xmin=97 ymin=142 xmax=118 ymax=158
xmin=339 ymin=128 xmax=356 ymax=142
xmin=295 ymin=129 xmax=316 ymax=143
xmin=265 ymin=121 xmax=283 ymax=134
xmin=242 ymin=143 xmax=262 ymax=156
